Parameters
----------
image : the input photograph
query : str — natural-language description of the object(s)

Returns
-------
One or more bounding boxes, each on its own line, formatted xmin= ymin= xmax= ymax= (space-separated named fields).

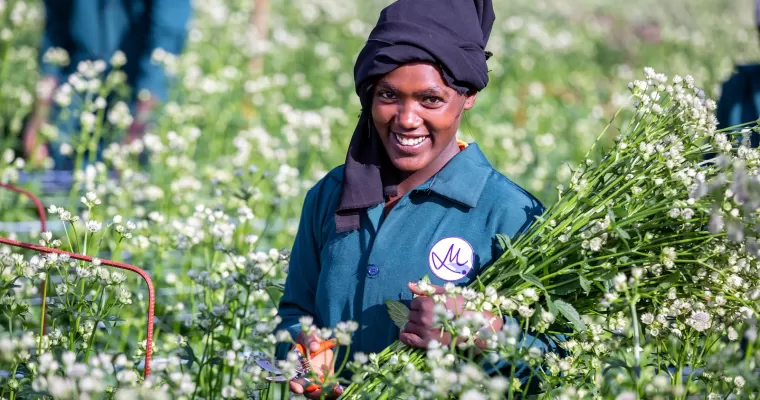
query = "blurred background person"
xmin=713 ymin=0 xmax=760 ymax=148
xmin=22 ymin=0 xmax=192 ymax=170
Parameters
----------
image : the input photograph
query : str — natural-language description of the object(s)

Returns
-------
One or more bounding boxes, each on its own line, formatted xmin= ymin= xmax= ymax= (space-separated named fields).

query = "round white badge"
xmin=428 ymin=237 xmax=474 ymax=282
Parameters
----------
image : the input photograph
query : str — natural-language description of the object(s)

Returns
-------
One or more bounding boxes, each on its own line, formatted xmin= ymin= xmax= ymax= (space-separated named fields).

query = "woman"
xmin=274 ymin=0 xmax=549 ymax=397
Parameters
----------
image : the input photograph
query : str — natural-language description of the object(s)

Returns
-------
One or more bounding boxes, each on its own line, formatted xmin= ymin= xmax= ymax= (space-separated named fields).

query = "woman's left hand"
xmin=399 ymin=281 xmax=503 ymax=349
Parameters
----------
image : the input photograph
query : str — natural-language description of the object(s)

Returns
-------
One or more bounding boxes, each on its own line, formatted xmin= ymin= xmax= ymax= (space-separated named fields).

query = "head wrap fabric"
xmin=335 ymin=0 xmax=495 ymax=233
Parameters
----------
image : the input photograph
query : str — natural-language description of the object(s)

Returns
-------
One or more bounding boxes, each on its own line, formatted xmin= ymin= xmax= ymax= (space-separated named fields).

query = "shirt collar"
xmin=412 ymin=143 xmax=492 ymax=208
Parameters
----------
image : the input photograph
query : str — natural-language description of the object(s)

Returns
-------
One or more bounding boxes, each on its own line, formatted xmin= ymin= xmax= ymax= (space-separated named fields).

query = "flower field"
xmin=2 ymin=0 xmax=760 ymax=399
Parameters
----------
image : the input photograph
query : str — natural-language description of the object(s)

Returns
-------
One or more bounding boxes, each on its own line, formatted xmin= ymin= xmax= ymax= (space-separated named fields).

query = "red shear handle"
xmin=296 ymin=338 xmax=339 ymax=393
xmin=305 ymin=377 xmax=324 ymax=393
xmin=304 ymin=378 xmax=342 ymax=394
xmin=294 ymin=338 xmax=337 ymax=359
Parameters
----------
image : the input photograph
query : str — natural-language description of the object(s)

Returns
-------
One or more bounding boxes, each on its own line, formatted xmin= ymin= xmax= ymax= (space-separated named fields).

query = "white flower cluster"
xmin=0 ymin=148 xmax=25 ymax=183
xmin=31 ymin=351 xmax=145 ymax=400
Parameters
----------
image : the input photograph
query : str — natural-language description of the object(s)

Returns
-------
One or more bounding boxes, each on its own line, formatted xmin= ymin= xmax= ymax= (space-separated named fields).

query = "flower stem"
xmin=38 ymin=273 xmax=49 ymax=354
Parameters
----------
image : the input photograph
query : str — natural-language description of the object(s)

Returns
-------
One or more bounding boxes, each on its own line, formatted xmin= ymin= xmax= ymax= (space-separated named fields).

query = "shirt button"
xmin=367 ymin=264 xmax=379 ymax=278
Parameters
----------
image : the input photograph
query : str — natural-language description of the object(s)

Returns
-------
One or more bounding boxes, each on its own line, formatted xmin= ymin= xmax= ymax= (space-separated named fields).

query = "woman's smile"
xmin=392 ymin=131 xmax=429 ymax=152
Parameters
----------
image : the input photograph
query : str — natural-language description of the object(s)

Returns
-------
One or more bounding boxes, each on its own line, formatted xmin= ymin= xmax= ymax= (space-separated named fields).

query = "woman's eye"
xmin=423 ymin=96 xmax=444 ymax=105
xmin=377 ymin=91 xmax=396 ymax=100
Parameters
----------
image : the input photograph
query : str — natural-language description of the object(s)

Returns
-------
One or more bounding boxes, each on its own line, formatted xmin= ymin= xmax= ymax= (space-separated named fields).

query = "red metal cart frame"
xmin=0 ymin=182 xmax=155 ymax=378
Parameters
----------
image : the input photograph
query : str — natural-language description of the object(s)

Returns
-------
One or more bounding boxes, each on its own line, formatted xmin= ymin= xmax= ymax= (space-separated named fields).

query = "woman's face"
xmin=371 ymin=62 xmax=477 ymax=173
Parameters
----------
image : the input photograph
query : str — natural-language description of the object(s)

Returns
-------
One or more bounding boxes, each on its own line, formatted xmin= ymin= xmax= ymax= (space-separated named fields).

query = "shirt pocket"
xmin=397 ymin=291 xmax=414 ymax=309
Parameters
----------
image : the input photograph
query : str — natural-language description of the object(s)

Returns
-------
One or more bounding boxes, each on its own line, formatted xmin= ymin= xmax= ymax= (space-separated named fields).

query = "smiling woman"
xmin=371 ymin=63 xmax=477 ymax=176
xmin=272 ymin=0 xmax=548 ymax=398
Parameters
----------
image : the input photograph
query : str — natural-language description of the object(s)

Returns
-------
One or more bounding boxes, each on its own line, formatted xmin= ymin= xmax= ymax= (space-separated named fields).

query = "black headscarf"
xmin=335 ymin=0 xmax=496 ymax=233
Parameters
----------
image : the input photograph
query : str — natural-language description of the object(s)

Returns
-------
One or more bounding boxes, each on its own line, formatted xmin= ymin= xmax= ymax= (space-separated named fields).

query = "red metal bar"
xmin=0 ymin=182 xmax=48 ymax=329
xmin=0 ymin=183 xmax=155 ymax=378
xmin=0 ymin=183 xmax=47 ymax=232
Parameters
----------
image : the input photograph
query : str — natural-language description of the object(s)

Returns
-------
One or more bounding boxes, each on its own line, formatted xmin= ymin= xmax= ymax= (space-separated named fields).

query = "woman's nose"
xmin=396 ymin=104 xmax=423 ymax=130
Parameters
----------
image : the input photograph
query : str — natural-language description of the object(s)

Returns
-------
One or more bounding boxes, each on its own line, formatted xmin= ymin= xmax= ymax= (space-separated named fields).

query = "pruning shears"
xmin=256 ymin=339 xmax=342 ymax=393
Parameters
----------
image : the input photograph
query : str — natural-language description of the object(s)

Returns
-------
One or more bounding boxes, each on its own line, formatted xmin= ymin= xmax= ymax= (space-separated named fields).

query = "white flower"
xmin=518 ymin=305 xmax=535 ymax=318
xmin=417 ymin=279 xmax=436 ymax=295
xmin=613 ymin=273 xmax=627 ymax=291
xmin=685 ymin=311 xmax=711 ymax=332
xmin=80 ymin=112 xmax=97 ymax=131
xmin=111 ymin=50 xmax=127 ymax=67
xmin=522 ymin=288 xmax=538 ymax=303
xmin=616 ymin=392 xmax=637 ymax=400
xmin=86 ymin=220 xmax=102 ymax=233
xmin=588 ymin=237 xmax=603 ymax=251
xmin=354 ymin=352 xmax=369 ymax=364
xmin=660 ymin=247 xmax=677 ymax=268
xmin=488 ymin=376 xmax=509 ymax=393
xmin=540 ymin=310 xmax=556 ymax=324
xmin=221 ymin=386 xmax=239 ymax=398
xmin=299 ymin=316 xmax=313 ymax=332
xmin=640 ymin=313 xmax=654 ymax=325
xmin=460 ymin=390 xmax=486 ymax=400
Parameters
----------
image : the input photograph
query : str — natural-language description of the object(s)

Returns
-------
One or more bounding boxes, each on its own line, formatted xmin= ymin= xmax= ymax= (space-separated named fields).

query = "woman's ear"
xmin=463 ymin=92 xmax=478 ymax=110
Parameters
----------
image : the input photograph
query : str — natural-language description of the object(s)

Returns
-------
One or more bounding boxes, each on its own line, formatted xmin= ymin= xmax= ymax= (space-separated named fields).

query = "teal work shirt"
xmin=274 ymin=143 xmax=547 ymax=362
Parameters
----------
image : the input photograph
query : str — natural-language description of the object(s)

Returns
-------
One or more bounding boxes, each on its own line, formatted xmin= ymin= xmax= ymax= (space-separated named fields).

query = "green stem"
xmin=38 ymin=273 xmax=49 ymax=354
xmin=83 ymin=286 xmax=108 ymax=363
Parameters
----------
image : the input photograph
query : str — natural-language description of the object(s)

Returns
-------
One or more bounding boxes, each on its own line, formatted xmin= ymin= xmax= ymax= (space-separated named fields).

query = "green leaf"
xmin=615 ymin=226 xmax=631 ymax=240
xmin=385 ymin=300 xmax=410 ymax=329
xmin=606 ymin=206 xmax=617 ymax=223
xmin=497 ymin=234 xmax=528 ymax=265
xmin=215 ymin=335 xmax=232 ymax=345
xmin=553 ymin=299 xmax=586 ymax=333
xmin=520 ymin=272 xmax=545 ymax=291
xmin=183 ymin=344 xmax=196 ymax=370
xmin=268 ymin=279 xmax=286 ymax=292
xmin=548 ymin=281 xmax=581 ymax=296
xmin=602 ymin=357 xmax=628 ymax=369
xmin=546 ymin=299 xmax=558 ymax=316
xmin=496 ymin=234 xmax=511 ymax=252
xmin=597 ymin=265 xmax=619 ymax=281
xmin=579 ymin=276 xmax=591 ymax=294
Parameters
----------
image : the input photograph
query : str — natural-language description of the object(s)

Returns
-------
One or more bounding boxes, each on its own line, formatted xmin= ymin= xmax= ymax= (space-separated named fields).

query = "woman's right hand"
xmin=289 ymin=331 xmax=343 ymax=399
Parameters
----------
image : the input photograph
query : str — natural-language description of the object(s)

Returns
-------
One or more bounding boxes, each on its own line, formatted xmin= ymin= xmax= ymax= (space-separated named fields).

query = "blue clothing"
xmin=716 ymin=64 xmax=760 ymax=147
xmin=41 ymin=0 xmax=191 ymax=102
xmin=274 ymin=143 xmax=551 ymax=368
xmin=39 ymin=0 xmax=191 ymax=169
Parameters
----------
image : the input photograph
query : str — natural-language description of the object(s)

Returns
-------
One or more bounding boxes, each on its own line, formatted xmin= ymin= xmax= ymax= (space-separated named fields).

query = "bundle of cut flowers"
xmin=332 ymin=69 xmax=760 ymax=399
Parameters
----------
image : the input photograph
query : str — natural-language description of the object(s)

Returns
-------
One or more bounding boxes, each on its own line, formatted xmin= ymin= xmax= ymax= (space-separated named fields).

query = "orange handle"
xmin=304 ymin=377 xmax=331 ymax=393
xmin=294 ymin=338 xmax=337 ymax=359
xmin=305 ymin=382 xmax=343 ymax=395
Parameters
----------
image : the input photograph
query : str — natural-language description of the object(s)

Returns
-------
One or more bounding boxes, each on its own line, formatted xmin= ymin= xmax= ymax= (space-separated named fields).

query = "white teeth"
xmin=395 ymin=133 xmax=427 ymax=146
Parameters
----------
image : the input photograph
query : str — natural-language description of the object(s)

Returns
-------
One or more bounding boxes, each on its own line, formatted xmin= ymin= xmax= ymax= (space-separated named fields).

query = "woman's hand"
xmin=288 ymin=331 xmax=343 ymax=399
xmin=399 ymin=282 xmax=503 ymax=349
